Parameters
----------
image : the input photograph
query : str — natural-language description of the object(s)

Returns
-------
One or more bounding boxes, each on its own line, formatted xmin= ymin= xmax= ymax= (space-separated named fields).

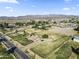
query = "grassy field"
xmin=55 ymin=43 xmax=72 ymax=59
xmin=0 ymin=44 xmax=14 ymax=59
xmin=31 ymin=36 xmax=70 ymax=58
xmin=25 ymin=27 xmax=70 ymax=40
xmin=10 ymin=34 xmax=33 ymax=46
xmin=77 ymin=55 xmax=79 ymax=59
xmin=46 ymin=43 xmax=72 ymax=59
xmin=69 ymin=41 xmax=79 ymax=59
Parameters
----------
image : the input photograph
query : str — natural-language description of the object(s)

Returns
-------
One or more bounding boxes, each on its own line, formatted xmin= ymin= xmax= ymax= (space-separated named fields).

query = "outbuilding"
xmin=72 ymin=36 xmax=79 ymax=42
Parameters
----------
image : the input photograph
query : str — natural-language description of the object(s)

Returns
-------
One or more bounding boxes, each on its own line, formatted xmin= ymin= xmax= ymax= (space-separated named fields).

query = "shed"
xmin=72 ymin=36 xmax=79 ymax=42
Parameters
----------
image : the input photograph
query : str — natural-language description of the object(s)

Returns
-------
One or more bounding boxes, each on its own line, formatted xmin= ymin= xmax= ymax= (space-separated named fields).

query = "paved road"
xmin=0 ymin=34 xmax=29 ymax=59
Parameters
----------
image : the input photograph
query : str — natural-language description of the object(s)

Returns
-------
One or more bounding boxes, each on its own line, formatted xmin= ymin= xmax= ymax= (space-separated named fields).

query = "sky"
xmin=0 ymin=0 xmax=79 ymax=16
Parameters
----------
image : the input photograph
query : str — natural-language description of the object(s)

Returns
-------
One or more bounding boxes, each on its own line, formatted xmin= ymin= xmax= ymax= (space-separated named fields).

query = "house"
xmin=72 ymin=36 xmax=79 ymax=42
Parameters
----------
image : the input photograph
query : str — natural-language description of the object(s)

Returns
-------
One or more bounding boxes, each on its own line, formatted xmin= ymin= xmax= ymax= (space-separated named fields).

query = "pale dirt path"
xmin=24 ymin=41 xmax=41 ymax=49
xmin=69 ymin=52 xmax=77 ymax=59
xmin=27 ymin=49 xmax=43 ymax=59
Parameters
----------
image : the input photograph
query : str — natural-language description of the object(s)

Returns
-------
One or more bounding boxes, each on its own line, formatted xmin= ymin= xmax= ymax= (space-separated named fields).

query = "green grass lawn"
xmin=0 ymin=44 xmax=14 ymax=59
xmin=10 ymin=34 xmax=33 ymax=46
xmin=31 ymin=36 xmax=70 ymax=58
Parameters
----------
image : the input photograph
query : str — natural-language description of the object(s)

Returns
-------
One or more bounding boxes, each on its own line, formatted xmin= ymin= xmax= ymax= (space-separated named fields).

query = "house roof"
xmin=74 ymin=36 xmax=79 ymax=40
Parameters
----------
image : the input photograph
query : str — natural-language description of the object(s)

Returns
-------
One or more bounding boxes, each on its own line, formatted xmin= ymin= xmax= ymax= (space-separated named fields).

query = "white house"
xmin=72 ymin=36 xmax=79 ymax=42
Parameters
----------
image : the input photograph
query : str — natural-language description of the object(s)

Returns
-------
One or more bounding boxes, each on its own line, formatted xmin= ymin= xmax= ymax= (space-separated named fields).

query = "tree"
xmin=42 ymin=34 xmax=48 ymax=38
xmin=23 ymin=30 xmax=26 ymax=36
xmin=69 ymin=18 xmax=76 ymax=23
xmin=41 ymin=25 xmax=47 ymax=30
xmin=0 ymin=24 xmax=3 ymax=28
xmin=71 ymin=18 xmax=75 ymax=20
xmin=4 ymin=22 xmax=9 ymax=27
xmin=15 ymin=22 xmax=24 ymax=26
xmin=32 ymin=23 xmax=39 ymax=28
xmin=38 ymin=21 xmax=42 ymax=24
xmin=53 ymin=21 xmax=57 ymax=24
xmin=31 ymin=20 xmax=36 ymax=25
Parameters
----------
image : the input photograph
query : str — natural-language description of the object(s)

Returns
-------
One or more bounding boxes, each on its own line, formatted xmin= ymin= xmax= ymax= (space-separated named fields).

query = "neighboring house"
xmin=72 ymin=36 xmax=79 ymax=42
xmin=8 ymin=24 xmax=16 ymax=28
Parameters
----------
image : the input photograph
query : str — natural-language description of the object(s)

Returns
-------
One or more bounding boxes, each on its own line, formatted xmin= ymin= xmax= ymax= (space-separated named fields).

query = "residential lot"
xmin=0 ymin=20 xmax=79 ymax=59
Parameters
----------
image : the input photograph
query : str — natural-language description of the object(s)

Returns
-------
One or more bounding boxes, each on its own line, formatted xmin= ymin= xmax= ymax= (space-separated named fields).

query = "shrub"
xmin=42 ymin=34 xmax=48 ymax=38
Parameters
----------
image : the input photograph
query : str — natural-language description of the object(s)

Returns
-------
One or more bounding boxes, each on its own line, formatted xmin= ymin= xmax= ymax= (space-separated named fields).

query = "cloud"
xmin=63 ymin=8 xmax=70 ymax=11
xmin=5 ymin=6 xmax=14 ymax=12
xmin=0 ymin=0 xmax=18 ymax=3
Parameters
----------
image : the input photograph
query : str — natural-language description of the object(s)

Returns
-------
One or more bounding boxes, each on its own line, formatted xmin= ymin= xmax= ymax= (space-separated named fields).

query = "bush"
xmin=42 ymin=34 xmax=48 ymax=38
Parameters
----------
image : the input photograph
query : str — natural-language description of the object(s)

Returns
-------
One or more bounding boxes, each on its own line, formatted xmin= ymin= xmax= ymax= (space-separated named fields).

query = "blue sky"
xmin=0 ymin=0 xmax=79 ymax=16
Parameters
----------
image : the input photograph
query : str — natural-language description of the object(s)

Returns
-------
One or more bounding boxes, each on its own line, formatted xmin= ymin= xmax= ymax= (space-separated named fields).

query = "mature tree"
xmin=42 ymin=34 xmax=48 ymax=38
xmin=53 ymin=21 xmax=57 ymax=24
xmin=15 ymin=22 xmax=24 ymax=26
xmin=31 ymin=20 xmax=36 ymax=25
xmin=0 ymin=24 xmax=3 ymax=27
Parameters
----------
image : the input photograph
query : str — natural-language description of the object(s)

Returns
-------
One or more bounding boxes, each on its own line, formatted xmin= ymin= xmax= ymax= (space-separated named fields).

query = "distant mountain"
xmin=0 ymin=15 xmax=79 ymax=21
